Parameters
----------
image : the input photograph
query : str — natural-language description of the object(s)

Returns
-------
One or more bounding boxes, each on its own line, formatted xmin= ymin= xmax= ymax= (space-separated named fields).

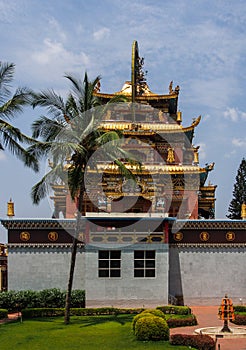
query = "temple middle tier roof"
xmin=100 ymin=115 xmax=201 ymax=133
xmin=96 ymin=163 xmax=208 ymax=174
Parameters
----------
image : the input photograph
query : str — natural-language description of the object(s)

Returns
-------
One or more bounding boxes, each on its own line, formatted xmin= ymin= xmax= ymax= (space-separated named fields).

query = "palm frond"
xmin=32 ymin=90 xmax=65 ymax=118
xmin=31 ymin=164 xmax=65 ymax=204
xmin=0 ymin=62 xmax=15 ymax=102
xmin=0 ymin=87 xmax=33 ymax=120
xmin=0 ymin=125 xmax=39 ymax=171
xmin=31 ymin=116 xmax=66 ymax=140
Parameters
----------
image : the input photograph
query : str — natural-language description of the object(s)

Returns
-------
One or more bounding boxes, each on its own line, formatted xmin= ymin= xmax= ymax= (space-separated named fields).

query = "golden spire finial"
xmin=193 ymin=146 xmax=200 ymax=165
xmin=177 ymin=110 xmax=182 ymax=124
xmin=7 ymin=198 xmax=15 ymax=218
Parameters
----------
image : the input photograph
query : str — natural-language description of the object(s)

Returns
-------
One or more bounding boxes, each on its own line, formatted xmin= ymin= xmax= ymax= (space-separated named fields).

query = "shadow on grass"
xmin=71 ymin=314 xmax=134 ymax=328
xmin=19 ymin=314 xmax=134 ymax=328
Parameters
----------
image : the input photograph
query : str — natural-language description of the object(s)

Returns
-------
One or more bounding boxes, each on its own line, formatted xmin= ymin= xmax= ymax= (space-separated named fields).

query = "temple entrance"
xmin=111 ymin=196 xmax=152 ymax=213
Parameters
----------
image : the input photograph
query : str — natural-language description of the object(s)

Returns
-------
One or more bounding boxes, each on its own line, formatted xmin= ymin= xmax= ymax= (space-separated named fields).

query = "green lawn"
xmin=0 ymin=315 xmax=195 ymax=350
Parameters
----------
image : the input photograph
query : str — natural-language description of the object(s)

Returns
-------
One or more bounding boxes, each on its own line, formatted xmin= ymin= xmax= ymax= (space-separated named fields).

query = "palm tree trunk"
xmin=64 ymin=189 xmax=84 ymax=324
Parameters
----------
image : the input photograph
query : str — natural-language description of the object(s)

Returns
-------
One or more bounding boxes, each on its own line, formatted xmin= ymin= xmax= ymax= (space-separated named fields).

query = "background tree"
xmin=227 ymin=158 xmax=246 ymax=219
xmin=0 ymin=62 xmax=38 ymax=170
xmin=29 ymin=72 xmax=133 ymax=324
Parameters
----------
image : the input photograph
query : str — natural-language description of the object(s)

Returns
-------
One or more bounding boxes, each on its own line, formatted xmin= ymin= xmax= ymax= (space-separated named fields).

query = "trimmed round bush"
xmin=132 ymin=312 xmax=153 ymax=331
xmin=141 ymin=308 xmax=165 ymax=319
xmin=135 ymin=315 xmax=169 ymax=341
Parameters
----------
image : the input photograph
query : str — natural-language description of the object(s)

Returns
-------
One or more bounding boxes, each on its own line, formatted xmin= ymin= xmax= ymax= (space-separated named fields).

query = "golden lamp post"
xmin=218 ymin=294 xmax=235 ymax=332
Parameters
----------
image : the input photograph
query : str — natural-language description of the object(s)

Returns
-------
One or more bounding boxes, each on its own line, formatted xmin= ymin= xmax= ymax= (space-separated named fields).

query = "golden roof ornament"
xmin=177 ymin=110 xmax=182 ymax=124
xmin=193 ymin=146 xmax=200 ymax=165
xmin=241 ymin=203 xmax=246 ymax=220
xmin=7 ymin=198 xmax=15 ymax=218
xmin=167 ymin=147 xmax=175 ymax=163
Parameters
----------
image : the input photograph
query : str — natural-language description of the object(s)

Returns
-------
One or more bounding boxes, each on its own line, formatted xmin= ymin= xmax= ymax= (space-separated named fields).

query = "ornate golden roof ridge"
xmin=94 ymin=91 xmax=179 ymax=100
xmin=96 ymin=163 xmax=207 ymax=174
xmin=100 ymin=115 xmax=201 ymax=133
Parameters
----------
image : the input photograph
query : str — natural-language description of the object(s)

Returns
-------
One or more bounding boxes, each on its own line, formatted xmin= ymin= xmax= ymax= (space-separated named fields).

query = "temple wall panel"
xmin=85 ymin=244 xmax=169 ymax=307
xmin=169 ymin=245 xmax=246 ymax=305
xmin=7 ymin=246 xmax=85 ymax=291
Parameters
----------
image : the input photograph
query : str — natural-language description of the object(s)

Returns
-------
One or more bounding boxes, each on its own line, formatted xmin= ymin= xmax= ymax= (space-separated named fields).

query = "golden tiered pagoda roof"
xmin=100 ymin=115 xmax=201 ymax=134
xmin=96 ymin=162 xmax=209 ymax=175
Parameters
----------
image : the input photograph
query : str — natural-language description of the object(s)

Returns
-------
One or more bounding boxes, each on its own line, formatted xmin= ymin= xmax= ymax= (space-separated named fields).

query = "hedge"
xmin=167 ymin=315 xmax=198 ymax=328
xmin=234 ymin=305 xmax=246 ymax=313
xmin=170 ymin=334 xmax=215 ymax=350
xmin=69 ymin=307 xmax=143 ymax=316
xmin=22 ymin=308 xmax=65 ymax=319
xmin=22 ymin=307 xmax=144 ymax=319
xmin=0 ymin=309 xmax=8 ymax=320
xmin=231 ymin=314 xmax=246 ymax=325
xmin=157 ymin=305 xmax=191 ymax=315
xmin=0 ymin=289 xmax=85 ymax=312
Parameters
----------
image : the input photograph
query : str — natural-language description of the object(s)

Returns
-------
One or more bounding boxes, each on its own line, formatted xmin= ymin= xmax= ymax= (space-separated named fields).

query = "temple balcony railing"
xmin=87 ymin=231 xmax=166 ymax=245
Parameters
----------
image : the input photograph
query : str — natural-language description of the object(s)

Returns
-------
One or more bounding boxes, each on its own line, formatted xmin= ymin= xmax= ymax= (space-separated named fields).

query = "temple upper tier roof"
xmin=100 ymin=115 xmax=201 ymax=134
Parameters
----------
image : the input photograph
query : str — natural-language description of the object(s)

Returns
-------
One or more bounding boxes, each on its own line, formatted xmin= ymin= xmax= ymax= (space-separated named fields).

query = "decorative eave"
xmin=94 ymin=91 xmax=179 ymax=101
xmin=7 ymin=243 xmax=84 ymax=249
xmin=200 ymin=185 xmax=217 ymax=191
xmin=175 ymin=220 xmax=246 ymax=230
xmin=100 ymin=115 xmax=201 ymax=134
xmin=1 ymin=218 xmax=76 ymax=230
xmin=96 ymin=163 xmax=210 ymax=175
xmin=170 ymin=243 xmax=246 ymax=248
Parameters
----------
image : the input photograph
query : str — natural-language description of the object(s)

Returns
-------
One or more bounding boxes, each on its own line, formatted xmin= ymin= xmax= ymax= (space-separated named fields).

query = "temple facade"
xmin=52 ymin=41 xmax=216 ymax=221
xmin=0 ymin=42 xmax=245 ymax=305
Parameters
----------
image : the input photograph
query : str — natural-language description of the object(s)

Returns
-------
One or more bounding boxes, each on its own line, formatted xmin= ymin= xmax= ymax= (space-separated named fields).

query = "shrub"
xmin=0 ymin=289 xmax=85 ymax=312
xmin=22 ymin=308 xmax=65 ymax=319
xmin=0 ymin=309 xmax=8 ymax=320
xmin=132 ymin=312 xmax=153 ymax=332
xmin=135 ymin=315 xmax=169 ymax=341
xmin=157 ymin=305 xmax=191 ymax=315
xmin=70 ymin=307 xmax=141 ymax=316
xmin=231 ymin=314 xmax=246 ymax=325
xmin=38 ymin=289 xmax=65 ymax=308
xmin=141 ymin=308 xmax=165 ymax=319
xmin=0 ymin=290 xmax=18 ymax=312
xmin=170 ymin=334 xmax=215 ymax=350
xmin=70 ymin=290 xmax=85 ymax=308
xmin=167 ymin=315 xmax=198 ymax=328
xmin=234 ymin=305 xmax=246 ymax=313
xmin=22 ymin=307 xmax=142 ymax=319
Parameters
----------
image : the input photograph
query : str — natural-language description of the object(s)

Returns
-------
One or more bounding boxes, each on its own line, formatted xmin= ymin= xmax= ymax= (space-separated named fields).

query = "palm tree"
xmin=29 ymin=72 xmax=134 ymax=324
xmin=0 ymin=62 xmax=38 ymax=170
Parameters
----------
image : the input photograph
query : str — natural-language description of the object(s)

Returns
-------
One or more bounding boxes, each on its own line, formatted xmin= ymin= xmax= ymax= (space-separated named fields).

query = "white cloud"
xmin=197 ymin=142 xmax=206 ymax=160
xmin=223 ymin=107 xmax=246 ymax=122
xmin=232 ymin=138 xmax=246 ymax=148
xmin=93 ymin=27 xmax=110 ymax=41
xmin=32 ymin=39 xmax=64 ymax=65
xmin=30 ymin=39 xmax=90 ymax=86
xmin=48 ymin=17 xmax=67 ymax=42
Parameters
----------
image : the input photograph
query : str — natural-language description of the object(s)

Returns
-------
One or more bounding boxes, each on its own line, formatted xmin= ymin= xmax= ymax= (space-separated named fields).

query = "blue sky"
xmin=0 ymin=0 xmax=246 ymax=241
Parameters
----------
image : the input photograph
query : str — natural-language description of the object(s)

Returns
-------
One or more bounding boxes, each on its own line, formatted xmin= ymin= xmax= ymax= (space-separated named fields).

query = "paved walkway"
xmin=0 ymin=312 xmax=19 ymax=324
xmin=170 ymin=306 xmax=246 ymax=350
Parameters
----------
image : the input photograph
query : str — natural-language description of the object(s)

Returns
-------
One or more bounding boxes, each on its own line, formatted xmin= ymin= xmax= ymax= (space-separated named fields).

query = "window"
xmin=98 ymin=250 xmax=121 ymax=278
xmin=134 ymin=250 xmax=155 ymax=278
